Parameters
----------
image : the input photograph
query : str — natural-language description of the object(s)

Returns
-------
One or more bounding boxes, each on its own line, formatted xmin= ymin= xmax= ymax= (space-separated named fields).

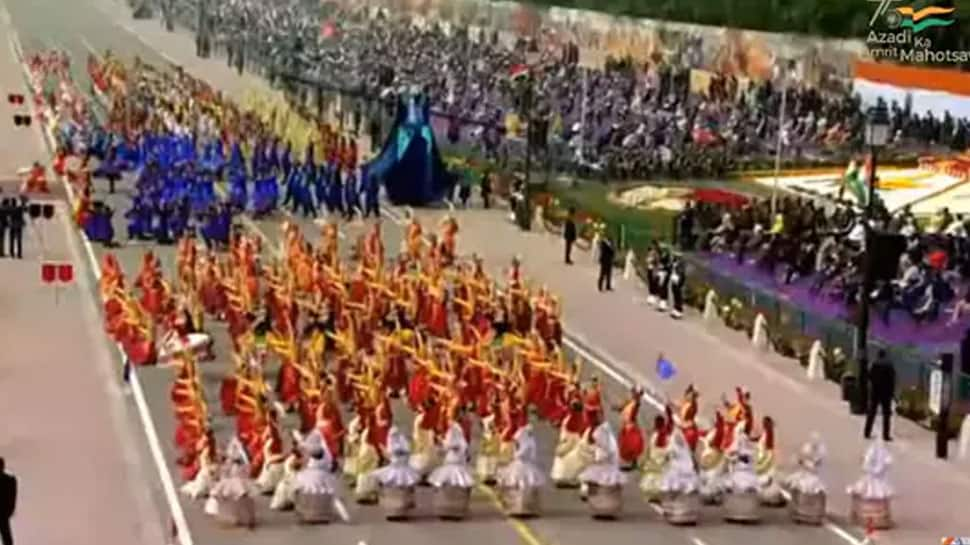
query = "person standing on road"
xmin=0 ymin=457 xmax=17 ymax=545
xmin=480 ymin=170 xmax=492 ymax=209
xmin=563 ymin=206 xmax=577 ymax=265
xmin=7 ymin=197 xmax=26 ymax=260
xmin=0 ymin=198 xmax=9 ymax=258
xmin=864 ymin=350 xmax=896 ymax=441
xmin=597 ymin=234 xmax=615 ymax=292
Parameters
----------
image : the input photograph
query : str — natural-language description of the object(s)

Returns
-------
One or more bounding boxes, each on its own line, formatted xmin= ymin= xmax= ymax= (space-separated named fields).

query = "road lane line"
xmin=476 ymin=486 xmax=548 ymax=545
xmin=113 ymin=20 xmax=179 ymax=65
xmin=5 ymin=30 xmax=196 ymax=545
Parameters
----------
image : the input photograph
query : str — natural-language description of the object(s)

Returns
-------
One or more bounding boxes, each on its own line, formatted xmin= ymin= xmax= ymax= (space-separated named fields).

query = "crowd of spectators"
xmin=172 ymin=0 xmax=970 ymax=182
xmin=677 ymin=196 xmax=970 ymax=327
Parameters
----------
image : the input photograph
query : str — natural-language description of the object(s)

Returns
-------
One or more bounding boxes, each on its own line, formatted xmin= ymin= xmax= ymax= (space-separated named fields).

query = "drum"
xmin=724 ymin=491 xmax=761 ymax=523
xmin=850 ymin=494 xmax=892 ymax=529
xmin=790 ymin=491 xmax=825 ymax=525
xmin=380 ymin=485 xmax=416 ymax=521
xmin=502 ymin=486 xmax=541 ymax=518
xmin=216 ymin=496 xmax=256 ymax=528
xmin=661 ymin=492 xmax=700 ymax=525
xmin=586 ymin=484 xmax=623 ymax=520
xmin=434 ymin=485 xmax=471 ymax=520
xmin=294 ymin=492 xmax=333 ymax=524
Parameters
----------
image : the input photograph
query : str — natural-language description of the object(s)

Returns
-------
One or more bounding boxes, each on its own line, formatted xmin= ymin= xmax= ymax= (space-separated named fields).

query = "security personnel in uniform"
xmin=864 ymin=349 xmax=896 ymax=441
xmin=563 ymin=206 xmax=577 ymax=265
xmin=597 ymin=234 xmax=615 ymax=292
xmin=0 ymin=197 xmax=9 ymax=258
xmin=7 ymin=197 xmax=26 ymax=259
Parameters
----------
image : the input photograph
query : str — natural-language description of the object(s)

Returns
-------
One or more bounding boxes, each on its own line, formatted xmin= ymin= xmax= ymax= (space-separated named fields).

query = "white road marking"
xmin=115 ymin=20 xmax=179 ymax=66
xmin=80 ymin=35 xmax=98 ymax=56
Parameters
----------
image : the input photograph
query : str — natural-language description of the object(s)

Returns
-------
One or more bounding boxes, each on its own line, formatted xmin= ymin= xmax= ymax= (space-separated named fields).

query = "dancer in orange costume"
xmin=617 ymin=386 xmax=645 ymax=469
xmin=582 ymin=376 xmax=604 ymax=432
xmin=363 ymin=221 xmax=385 ymax=272
xmin=52 ymin=147 xmax=68 ymax=176
xmin=405 ymin=211 xmax=423 ymax=261
xmin=73 ymin=183 xmax=93 ymax=227
xmin=21 ymin=162 xmax=49 ymax=193
xmin=679 ymin=384 xmax=701 ymax=451
xmin=438 ymin=214 xmax=458 ymax=265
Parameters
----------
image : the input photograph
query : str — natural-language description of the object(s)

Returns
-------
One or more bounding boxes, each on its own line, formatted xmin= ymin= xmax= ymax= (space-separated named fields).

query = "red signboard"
xmin=41 ymin=262 xmax=75 ymax=284
xmin=41 ymin=263 xmax=56 ymax=284
xmin=57 ymin=264 xmax=74 ymax=283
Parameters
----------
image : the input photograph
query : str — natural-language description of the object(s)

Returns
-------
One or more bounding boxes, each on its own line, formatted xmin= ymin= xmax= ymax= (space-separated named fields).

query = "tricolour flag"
xmin=509 ymin=64 xmax=529 ymax=82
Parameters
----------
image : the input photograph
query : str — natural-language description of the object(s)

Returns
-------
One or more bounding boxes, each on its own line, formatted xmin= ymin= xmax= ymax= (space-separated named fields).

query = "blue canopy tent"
xmin=366 ymin=94 xmax=451 ymax=206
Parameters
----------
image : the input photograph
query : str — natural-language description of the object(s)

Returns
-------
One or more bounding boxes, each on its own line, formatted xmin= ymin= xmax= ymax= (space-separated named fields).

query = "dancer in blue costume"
xmin=362 ymin=165 xmax=380 ymax=219
xmin=343 ymin=168 xmax=360 ymax=221
xmin=326 ymin=164 xmax=344 ymax=216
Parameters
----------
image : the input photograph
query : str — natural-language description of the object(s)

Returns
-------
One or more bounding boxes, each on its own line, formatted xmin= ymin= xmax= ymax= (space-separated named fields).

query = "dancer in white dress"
xmin=785 ymin=433 xmax=827 ymax=524
xmin=847 ymin=439 xmax=894 ymax=500
xmin=785 ymin=433 xmax=827 ymax=496
xmin=498 ymin=425 xmax=547 ymax=490
xmin=428 ymin=423 xmax=475 ymax=488
xmin=722 ymin=433 xmax=760 ymax=495
xmin=293 ymin=430 xmax=340 ymax=521
xmin=579 ymin=422 xmax=628 ymax=497
xmin=206 ymin=437 xmax=259 ymax=527
xmin=659 ymin=430 xmax=701 ymax=496
xmin=294 ymin=430 xmax=339 ymax=497
xmin=846 ymin=438 xmax=895 ymax=528
xmin=366 ymin=427 xmax=421 ymax=490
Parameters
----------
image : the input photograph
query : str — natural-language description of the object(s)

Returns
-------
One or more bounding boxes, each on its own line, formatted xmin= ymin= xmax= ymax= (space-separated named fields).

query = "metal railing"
xmin=681 ymin=252 xmax=970 ymax=404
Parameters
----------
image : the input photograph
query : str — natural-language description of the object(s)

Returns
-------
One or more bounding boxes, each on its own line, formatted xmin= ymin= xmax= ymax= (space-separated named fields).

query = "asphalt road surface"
xmin=5 ymin=1 xmax=970 ymax=545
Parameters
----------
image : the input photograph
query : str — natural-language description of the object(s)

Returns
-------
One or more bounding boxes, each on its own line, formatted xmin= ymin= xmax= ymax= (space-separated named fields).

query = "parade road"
xmin=3 ymin=0 xmax=970 ymax=545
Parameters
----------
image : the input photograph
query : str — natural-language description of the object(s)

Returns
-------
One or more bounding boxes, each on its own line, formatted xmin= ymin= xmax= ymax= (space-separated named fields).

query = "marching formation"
xmin=15 ymin=43 xmax=900 ymax=535
xmin=92 ymin=210 xmax=896 ymax=529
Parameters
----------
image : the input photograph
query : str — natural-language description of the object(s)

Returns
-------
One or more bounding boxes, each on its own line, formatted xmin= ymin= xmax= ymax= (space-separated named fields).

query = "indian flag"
xmin=509 ymin=64 xmax=529 ymax=82
xmin=843 ymin=160 xmax=867 ymax=206
xmin=842 ymin=157 xmax=883 ymax=208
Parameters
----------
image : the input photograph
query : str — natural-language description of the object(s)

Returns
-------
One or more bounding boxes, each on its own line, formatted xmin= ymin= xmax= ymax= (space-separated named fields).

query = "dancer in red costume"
xmin=617 ymin=386 xmax=645 ymax=469
xmin=679 ymin=385 xmax=701 ymax=451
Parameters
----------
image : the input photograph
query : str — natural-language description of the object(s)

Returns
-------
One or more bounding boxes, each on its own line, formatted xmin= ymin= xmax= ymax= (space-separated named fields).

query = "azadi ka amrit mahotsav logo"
xmin=888 ymin=4 xmax=955 ymax=32
xmin=867 ymin=1 xmax=967 ymax=63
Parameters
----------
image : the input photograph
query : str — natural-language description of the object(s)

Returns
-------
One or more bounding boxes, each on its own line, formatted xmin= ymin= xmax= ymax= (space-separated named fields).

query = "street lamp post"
xmin=770 ymin=61 xmax=796 ymax=218
xmin=853 ymin=103 xmax=891 ymax=415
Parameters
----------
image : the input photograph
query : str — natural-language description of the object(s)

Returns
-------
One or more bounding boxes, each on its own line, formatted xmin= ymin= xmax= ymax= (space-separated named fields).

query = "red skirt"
xmin=618 ymin=423 xmax=645 ymax=464
xmin=276 ymin=364 xmax=301 ymax=407
xmin=219 ymin=377 xmax=238 ymax=416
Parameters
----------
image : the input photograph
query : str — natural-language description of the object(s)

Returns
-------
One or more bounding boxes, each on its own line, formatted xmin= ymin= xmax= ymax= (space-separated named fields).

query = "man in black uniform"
xmin=6 ymin=197 xmax=25 ymax=259
xmin=597 ymin=234 xmax=615 ymax=292
xmin=0 ymin=197 xmax=9 ymax=258
xmin=563 ymin=206 xmax=577 ymax=264
xmin=864 ymin=349 xmax=896 ymax=441
xmin=0 ymin=457 xmax=16 ymax=545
